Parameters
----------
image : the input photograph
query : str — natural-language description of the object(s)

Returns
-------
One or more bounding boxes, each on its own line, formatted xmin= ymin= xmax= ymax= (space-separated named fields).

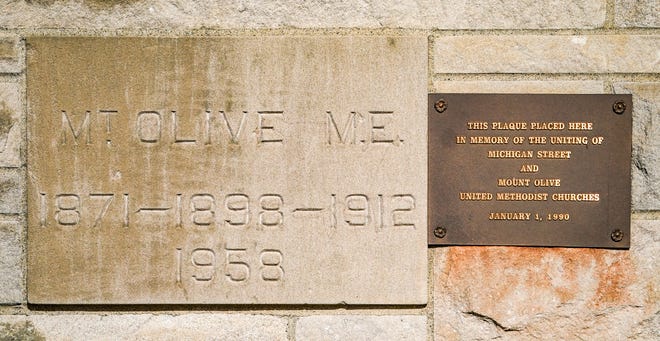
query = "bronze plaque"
xmin=429 ymin=94 xmax=632 ymax=248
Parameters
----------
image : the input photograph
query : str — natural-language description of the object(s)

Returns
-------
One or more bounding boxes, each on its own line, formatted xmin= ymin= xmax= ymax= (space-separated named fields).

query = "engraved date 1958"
xmin=175 ymin=245 xmax=284 ymax=284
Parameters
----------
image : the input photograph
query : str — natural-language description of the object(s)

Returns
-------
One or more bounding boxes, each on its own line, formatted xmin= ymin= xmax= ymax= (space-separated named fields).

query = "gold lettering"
xmin=490 ymin=122 xmax=528 ymax=130
xmin=519 ymin=164 xmax=539 ymax=173
xmin=467 ymin=121 xmax=489 ymax=130
xmin=551 ymin=193 xmax=600 ymax=202
xmin=496 ymin=192 xmax=548 ymax=201
xmin=527 ymin=136 xmax=547 ymax=144
xmin=469 ymin=136 xmax=510 ymax=144
xmin=568 ymin=122 xmax=593 ymax=130
xmin=497 ymin=178 xmax=530 ymax=187
xmin=459 ymin=192 xmax=493 ymax=201
xmin=530 ymin=122 xmax=565 ymax=130
xmin=488 ymin=212 xmax=531 ymax=220
xmin=533 ymin=178 xmax=561 ymax=187
xmin=549 ymin=136 xmax=588 ymax=145
xmin=536 ymin=150 xmax=572 ymax=159
xmin=487 ymin=150 xmax=533 ymax=159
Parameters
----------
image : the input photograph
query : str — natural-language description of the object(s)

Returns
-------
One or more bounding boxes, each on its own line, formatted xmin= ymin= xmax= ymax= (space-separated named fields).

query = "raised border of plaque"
xmin=428 ymin=94 xmax=632 ymax=248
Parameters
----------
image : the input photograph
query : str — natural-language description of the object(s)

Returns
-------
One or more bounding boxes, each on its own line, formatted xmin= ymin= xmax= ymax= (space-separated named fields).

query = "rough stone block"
xmin=614 ymin=82 xmax=660 ymax=211
xmin=426 ymin=0 xmax=605 ymax=29
xmin=0 ymin=221 xmax=23 ymax=304
xmin=615 ymin=0 xmax=660 ymax=27
xmin=0 ymin=35 xmax=23 ymax=74
xmin=0 ymin=314 xmax=287 ymax=340
xmin=434 ymin=35 xmax=660 ymax=74
xmin=0 ymin=168 xmax=23 ymax=214
xmin=296 ymin=315 xmax=427 ymax=341
xmin=0 ymin=81 xmax=23 ymax=167
xmin=432 ymin=80 xmax=604 ymax=94
xmin=0 ymin=0 xmax=603 ymax=30
xmin=434 ymin=220 xmax=660 ymax=339
xmin=26 ymin=37 xmax=427 ymax=304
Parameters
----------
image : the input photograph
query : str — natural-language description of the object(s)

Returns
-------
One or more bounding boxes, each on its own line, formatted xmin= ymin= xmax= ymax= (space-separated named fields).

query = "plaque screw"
xmin=611 ymin=229 xmax=624 ymax=242
xmin=612 ymin=100 xmax=626 ymax=114
xmin=434 ymin=99 xmax=447 ymax=113
xmin=434 ymin=226 xmax=447 ymax=239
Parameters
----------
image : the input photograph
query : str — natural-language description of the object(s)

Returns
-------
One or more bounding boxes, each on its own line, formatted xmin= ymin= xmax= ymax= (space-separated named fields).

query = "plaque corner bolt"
xmin=434 ymin=226 xmax=447 ymax=239
xmin=434 ymin=99 xmax=447 ymax=113
xmin=611 ymin=229 xmax=624 ymax=242
xmin=612 ymin=100 xmax=626 ymax=115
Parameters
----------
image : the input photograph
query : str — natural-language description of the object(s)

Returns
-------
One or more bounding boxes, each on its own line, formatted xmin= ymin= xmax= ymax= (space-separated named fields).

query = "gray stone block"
xmin=0 ymin=314 xmax=288 ymax=340
xmin=0 ymin=0 xmax=604 ymax=30
xmin=434 ymin=35 xmax=660 ymax=74
xmin=0 ymin=220 xmax=23 ymax=304
xmin=615 ymin=0 xmax=660 ymax=27
xmin=0 ymin=81 xmax=23 ymax=167
xmin=432 ymin=80 xmax=604 ymax=94
xmin=0 ymin=35 xmax=24 ymax=74
xmin=296 ymin=315 xmax=427 ymax=341
xmin=614 ymin=82 xmax=660 ymax=211
xmin=0 ymin=168 xmax=23 ymax=214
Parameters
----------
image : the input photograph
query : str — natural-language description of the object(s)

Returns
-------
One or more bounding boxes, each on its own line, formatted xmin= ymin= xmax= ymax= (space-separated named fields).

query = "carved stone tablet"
xmin=428 ymin=94 xmax=632 ymax=248
xmin=27 ymin=37 xmax=427 ymax=304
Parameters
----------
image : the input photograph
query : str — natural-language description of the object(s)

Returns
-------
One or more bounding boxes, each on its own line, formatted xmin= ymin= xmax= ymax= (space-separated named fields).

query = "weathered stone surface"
xmin=296 ymin=315 xmax=426 ymax=341
xmin=0 ymin=221 xmax=23 ymax=304
xmin=0 ymin=320 xmax=44 ymax=340
xmin=0 ymin=168 xmax=23 ymax=214
xmin=434 ymin=35 xmax=660 ymax=74
xmin=614 ymin=83 xmax=660 ymax=211
xmin=0 ymin=314 xmax=287 ymax=340
xmin=432 ymin=80 xmax=604 ymax=94
xmin=426 ymin=0 xmax=604 ymax=29
xmin=26 ymin=37 xmax=427 ymax=304
xmin=615 ymin=0 xmax=660 ymax=27
xmin=0 ymin=35 xmax=23 ymax=74
xmin=0 ymin=81 xmax=23 ymax=167
xmin=0 ymin=0 xmax=604 ymax=29
xmin=434 ymin=220 xmax=659 ymax=340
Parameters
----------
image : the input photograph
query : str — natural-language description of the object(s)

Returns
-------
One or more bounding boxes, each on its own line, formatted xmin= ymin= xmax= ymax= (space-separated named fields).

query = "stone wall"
xmin=0 ymin=1 xmax=658 ymax=340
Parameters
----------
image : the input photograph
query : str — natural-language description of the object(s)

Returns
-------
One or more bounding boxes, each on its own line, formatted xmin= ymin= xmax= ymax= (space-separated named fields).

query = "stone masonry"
xmin=0 ymin=1 xmax=658 ymax=340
